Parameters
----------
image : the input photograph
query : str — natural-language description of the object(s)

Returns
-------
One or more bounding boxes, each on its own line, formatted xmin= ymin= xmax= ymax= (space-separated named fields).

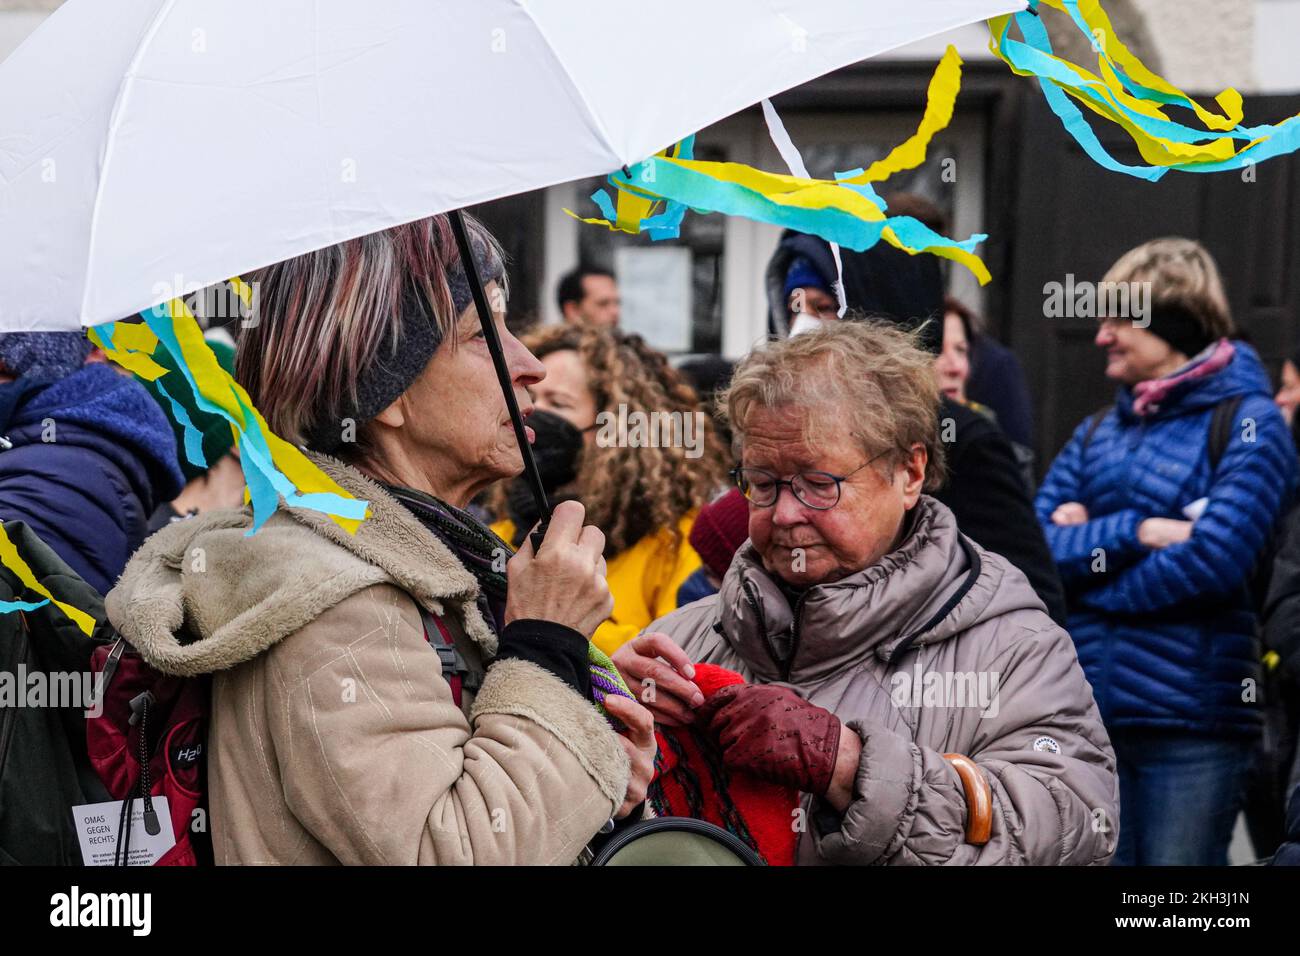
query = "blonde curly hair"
xmin=506 ymin=325 xmax=729 ymax=556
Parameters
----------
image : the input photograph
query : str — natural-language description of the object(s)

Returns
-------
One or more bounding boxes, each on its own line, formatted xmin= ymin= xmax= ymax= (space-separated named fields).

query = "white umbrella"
xmin=0 ymin=0 xmax=1023 ymax=331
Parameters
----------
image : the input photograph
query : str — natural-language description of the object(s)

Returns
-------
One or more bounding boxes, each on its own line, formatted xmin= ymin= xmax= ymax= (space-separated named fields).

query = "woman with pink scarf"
xmin=1036 ymin=238 xmax=1298 ymax=865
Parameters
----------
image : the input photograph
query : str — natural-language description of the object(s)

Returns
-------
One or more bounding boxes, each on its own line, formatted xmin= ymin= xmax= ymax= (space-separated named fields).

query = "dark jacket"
xmin=1263 ymin=501 xmax=1300 ymax=685
xmin=0 ymin=364 xmax=184 ymax=595
xmin=1036 ymin=343 xmax=1298 ymax=737
xmin=968 ymin=333 xmax=1035 ymax=450
xmin=935 ymin=397 xmax=1067 ymax=625
xmin=0 ymin=521 xmax=113 ymax=865
xmin=764 ymin=229 xmax=943 ymax=352
xmin=1275 ymin=783 xmax=1300 ymax=865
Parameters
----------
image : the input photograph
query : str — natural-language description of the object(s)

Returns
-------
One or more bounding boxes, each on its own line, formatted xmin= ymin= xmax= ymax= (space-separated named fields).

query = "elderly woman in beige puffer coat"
xmin=613 ymin=321 xmax=1119 ymax=865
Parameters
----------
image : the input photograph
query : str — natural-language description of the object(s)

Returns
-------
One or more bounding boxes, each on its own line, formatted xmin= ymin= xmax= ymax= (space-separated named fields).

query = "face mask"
xmin=788 ymin=313 xmax=829 ymax=338
xmin=505 ymin=408 xmax=585 ymax=546
xmin=523 ymin=408 xmax=583 ymax=490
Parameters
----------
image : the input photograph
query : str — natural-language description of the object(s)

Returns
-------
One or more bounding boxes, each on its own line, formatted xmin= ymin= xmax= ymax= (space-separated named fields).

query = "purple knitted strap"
xmin=590 ymin=662 xmax=634 ymax=707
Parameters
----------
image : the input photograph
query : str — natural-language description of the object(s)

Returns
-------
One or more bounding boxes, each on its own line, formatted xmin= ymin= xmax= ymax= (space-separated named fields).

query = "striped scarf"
xmin=385 ymin=484 xmax=509 ymax=633
xmin=386 ymin=484 xmax=635 ymax=710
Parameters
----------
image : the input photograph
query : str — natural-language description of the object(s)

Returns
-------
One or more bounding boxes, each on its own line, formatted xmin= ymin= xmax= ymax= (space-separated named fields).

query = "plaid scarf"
xmin=385 ymin=484 xmax=510 ymax=634
xmin=385 ymin=483 xmax=636 ymax=713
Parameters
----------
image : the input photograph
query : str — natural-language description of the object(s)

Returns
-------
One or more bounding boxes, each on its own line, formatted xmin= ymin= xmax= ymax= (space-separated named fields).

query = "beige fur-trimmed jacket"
xmin=106 ymin=454 xmax=630 ymax=865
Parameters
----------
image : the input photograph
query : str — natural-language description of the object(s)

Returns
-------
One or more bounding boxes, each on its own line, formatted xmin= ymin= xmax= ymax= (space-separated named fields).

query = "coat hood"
xmin=715 ymin=496 xmax=1045 ymax=686
xmin=1115 ymin=339 xmax=1273 ymax=422
xmin=763 ymin=229 xmax=944 ymax=352
xmin=6 ymin=364 xmax=184 ymax=506
xmin=765 ymin=230 xmax=840 ymax=336
xmin=106 ymin=453 xmax=496 ymax=676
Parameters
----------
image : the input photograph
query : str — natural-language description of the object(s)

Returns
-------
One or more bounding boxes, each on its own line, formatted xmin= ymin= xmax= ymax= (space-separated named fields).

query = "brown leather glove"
xmin=696 ymin=684 xmax=842 ymax=795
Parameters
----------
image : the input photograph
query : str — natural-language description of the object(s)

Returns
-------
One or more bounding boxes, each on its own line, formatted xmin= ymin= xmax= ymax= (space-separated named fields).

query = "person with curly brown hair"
xmin=490 ymin=325 xmax=729 ymax=656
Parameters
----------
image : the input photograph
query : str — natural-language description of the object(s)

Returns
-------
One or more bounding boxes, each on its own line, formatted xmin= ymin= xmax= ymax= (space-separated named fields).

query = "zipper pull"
xmin=127 ymin=690 xmax=154 ymax=726
xmin=129 ymin=690 xmax=160 ymax=834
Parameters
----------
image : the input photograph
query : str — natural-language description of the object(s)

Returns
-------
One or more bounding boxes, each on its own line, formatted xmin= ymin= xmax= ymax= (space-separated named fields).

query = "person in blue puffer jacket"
xmin=1036 ymin=238 xmax=1298 ymax=867
xmin=0 ymin=331 xmax=184 ymax=595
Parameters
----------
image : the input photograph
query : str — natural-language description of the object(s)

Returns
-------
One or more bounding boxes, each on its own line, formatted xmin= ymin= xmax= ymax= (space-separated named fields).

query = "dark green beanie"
xmin=140 ymin=339 xmax=238 ymax=483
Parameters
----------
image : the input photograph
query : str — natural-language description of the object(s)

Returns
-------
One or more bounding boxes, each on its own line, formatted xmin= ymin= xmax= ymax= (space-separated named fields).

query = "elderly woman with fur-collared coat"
xmin=614 ymin=321 xmax=1119 ymax=865
xmin=107 ymin=214 xmax=655 ymax=865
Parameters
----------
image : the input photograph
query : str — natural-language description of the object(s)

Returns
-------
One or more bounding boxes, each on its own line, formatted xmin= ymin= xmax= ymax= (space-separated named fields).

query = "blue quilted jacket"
xmin=0 ymin=365 xmax=183 ymax=595
xmin=1035 ymin=342 xmax=1297 ymax=738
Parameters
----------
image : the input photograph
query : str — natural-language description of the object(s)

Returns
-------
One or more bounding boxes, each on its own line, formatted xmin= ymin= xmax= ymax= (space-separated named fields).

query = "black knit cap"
xmin=1142 ymin=300 xmax=1215 ymax=359
xmin=770 ymin=232 xmax=945 ymax=353
xmin=838 ymin=242 xmax=945 ymax=355
xmin=304 ymin=226 xmax=505 ymax=453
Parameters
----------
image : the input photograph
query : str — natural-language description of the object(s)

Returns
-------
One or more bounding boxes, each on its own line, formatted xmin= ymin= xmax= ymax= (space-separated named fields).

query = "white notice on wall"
xmin=614 ymin=246 xmax=693 ymax=353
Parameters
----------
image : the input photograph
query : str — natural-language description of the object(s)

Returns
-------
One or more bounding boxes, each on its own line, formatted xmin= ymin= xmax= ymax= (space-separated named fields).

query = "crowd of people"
xmin=3 ymin=195 xmax=1299 ymax=866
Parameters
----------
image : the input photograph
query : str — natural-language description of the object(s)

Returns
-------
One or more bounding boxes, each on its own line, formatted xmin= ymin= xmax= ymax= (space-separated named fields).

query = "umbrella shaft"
xmin=448 ymin=209 xmax=550 ymax=540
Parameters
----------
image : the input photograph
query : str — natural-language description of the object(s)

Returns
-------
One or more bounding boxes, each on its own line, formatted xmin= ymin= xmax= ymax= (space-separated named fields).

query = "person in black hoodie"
xmin=0 ymin=331 xmax=184 ymax=594
xmin=765 ymin=230 xmax=1068 ymax=625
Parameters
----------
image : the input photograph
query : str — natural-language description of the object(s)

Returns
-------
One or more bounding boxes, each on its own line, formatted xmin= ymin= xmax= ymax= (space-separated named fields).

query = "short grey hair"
xmin=721 ymin=321 xmax=946 ymax=491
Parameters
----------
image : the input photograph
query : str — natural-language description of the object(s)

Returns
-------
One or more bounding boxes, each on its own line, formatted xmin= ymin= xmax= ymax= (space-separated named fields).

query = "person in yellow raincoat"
xmin=490 ymin=324 xmax=728 ymax=655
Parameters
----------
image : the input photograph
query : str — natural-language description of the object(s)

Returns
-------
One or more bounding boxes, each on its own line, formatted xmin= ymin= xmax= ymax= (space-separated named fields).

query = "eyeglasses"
xmin=730 ymin=451 xmax=890 ymax=511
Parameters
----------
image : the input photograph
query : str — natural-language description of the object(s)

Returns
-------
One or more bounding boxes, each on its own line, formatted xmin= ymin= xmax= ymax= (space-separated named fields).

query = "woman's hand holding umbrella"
xmin=504 ymin=499 xmax=658 ymax=817
xmin=504 ymin=500 xmax=611 ymax=637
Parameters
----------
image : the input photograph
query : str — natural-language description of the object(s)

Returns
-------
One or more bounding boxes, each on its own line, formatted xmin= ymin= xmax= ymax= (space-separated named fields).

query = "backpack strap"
xmin=1080 ymin=405 xmax=1113 ymax=457
xmin=1083 ymin=396 xmax=1243 ymax=471
xmin=96 ymin=636 xmax=128 ymax=708
xmin=417 ymin=606 xmax=483 ymax=710
xmin=1208 ymin=394 xmax=1246 ymax=473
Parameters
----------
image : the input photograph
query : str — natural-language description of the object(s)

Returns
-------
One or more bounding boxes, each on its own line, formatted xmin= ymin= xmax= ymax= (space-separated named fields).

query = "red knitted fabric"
xmin=649 ymin=664 xmax=800 ymax=866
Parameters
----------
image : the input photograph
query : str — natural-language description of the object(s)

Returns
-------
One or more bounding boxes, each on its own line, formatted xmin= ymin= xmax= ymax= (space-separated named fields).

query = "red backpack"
xmin=85 ymin=635 xmax=211 ymax=866
xmin=83 ymin=616 xmax=481 ymax=866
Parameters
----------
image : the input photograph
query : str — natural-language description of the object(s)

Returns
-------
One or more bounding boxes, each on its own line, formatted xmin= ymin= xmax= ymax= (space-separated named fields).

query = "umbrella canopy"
xmin=0 ymin=0 xmax=1023 ymax=331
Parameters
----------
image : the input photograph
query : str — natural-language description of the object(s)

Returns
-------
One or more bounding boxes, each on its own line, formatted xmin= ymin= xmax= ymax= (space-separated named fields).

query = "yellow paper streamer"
xmin=158 ymin=296 xmax=368 ymax=534
xmin=88 ymin=324 xmax=170 ymax=381
xmin=1053 ymin=0 xmax=1244 ymax=132
xmin=0 ymin=524 xmax=97 ymax=636
xmin=568 ymin=47 xmax=988 ymax=283
xmin=651 ymin=153 xmax=992 ymax=284
xmin=98 ymin=291 xmax=369 ymax=535
xmin=845 ymin=46 xmax=963 ymax=185
xmin=988 ymin=1 xmax=1288 ymax=173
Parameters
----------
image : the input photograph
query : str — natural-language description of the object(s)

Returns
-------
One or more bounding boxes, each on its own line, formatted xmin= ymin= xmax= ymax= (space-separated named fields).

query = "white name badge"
xmin=72 ymin=796 xmax=176 ymax=867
